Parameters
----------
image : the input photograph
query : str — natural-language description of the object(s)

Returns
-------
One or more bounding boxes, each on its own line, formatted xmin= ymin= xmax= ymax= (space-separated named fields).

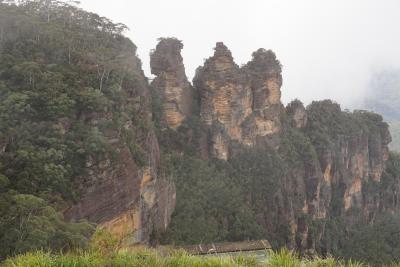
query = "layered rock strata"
xmin=151 ymin=39 xmax=393 ymax=253
xmin=150 ymin=38 xmax=194 ymax=130
xmin=193 ymin=43 xmax=284 ymax=159
xmin=68 ymin=39 xmax=393 ymax=252
xmin=65 ymin=53 xmax=176 ymax=245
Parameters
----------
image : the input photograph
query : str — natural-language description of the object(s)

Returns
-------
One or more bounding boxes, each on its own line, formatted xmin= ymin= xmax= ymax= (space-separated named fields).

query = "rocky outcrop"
xmin=306 ymin=102 xmax=391 ymax=210
xmin=147 ymin=40 xmax=395 ymax=254
xmin=194 ymin=43 xmax=251 ymax=159
xmin=286 ymin=100 xmax=308 ymax=129
xmin=65 ymin=133 xmax=175 ymax=245
xmin=290 ymin=101 xmax=392 ymax=251
xmin=221 ymin=101 xmax=393 ymax=252
xmin=150 ymin=38 xmax=194 ymax=130
xmin=193 ymin=43 xmax=284 ymax=159
xmin=241 ymin=49 xmax=284 ymax=148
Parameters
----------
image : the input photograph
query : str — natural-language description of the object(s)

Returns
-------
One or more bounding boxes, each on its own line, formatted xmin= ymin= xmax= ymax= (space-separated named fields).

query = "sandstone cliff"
xmin=70 ymin=38 xmax=393 ymax=253
xmin=0 ymin=2 xmax=178 ymax=255
xmin=52 ymin=37 xmax=397 ymax=251
xmin=65 ymin=48 xmax=175 ymax=245
xmin=150 ymin=38 xmax=194 ymax=130
xmin=192 ymin=43 xmax=284 ymax=160
xmin=4 ymin=0 xmax=398 ymax=260
xmin=281 ymin=100 xmax=392 ymax=251
xmin=153 ymin=39 xmax=397 ymax=255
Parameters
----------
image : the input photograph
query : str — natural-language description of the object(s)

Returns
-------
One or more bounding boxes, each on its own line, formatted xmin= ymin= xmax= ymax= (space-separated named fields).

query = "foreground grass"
xmin=1 ymin=248 xmax=378 ymax=267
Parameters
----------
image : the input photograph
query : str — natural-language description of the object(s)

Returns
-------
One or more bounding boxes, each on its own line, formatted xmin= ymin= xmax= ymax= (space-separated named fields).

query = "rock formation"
xmin=68 ymin=39 xmax=394 ymax=252
xmin=193 ymin=43 xmax=284 ymax=159
xmin=241 ymin=48 xmax=284 ymax=148
xmin=286 ymin=99 xmax=308 ymax=129
xmin=65 ymin=133 xmax=175 ymax=245
xmin=282 ymin=101 xmax=392 ymax=250
xmin=152 ymin=39 xmax=395 ymax=254
xmin=193 ymin=42 xmax=251 ymax=159
xmin=4 ymin=0 xmax=398 ymax=258
xmin=150 ymin=38 xmax=194 ymax=130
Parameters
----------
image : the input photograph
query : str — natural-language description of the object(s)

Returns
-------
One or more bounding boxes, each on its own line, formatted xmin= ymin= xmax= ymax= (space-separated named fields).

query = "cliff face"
xmin=21 ymin=32 xmax=392 ymax=251
xmin=283 ymin=101 xmax=392 ymax=251
xmin=153 ymin=39 xmax=397 ymax=254
xmin=250 ymin=100 xmax=392 ymax=251
xmin=3 ymin=1 xmax=398 ymax=260
xmin=287 ymin=100 xmax=308 ymax=129
xmin=193 ymin=43 xmax=283 ymax=160
xmin=65 ymin=133 xmax=175 ymax=245
xmin=305 ymin=101 xmax=391 ymax=211
xmin=150 ymin=38 xmax=194 ymax=130
xmin=0 ymin=1 xmax=178 ymax=256
xmin=76 ymin=38 xmax=392 ymax=252
xmin=65 ymin=51 xmax=176 ymax=245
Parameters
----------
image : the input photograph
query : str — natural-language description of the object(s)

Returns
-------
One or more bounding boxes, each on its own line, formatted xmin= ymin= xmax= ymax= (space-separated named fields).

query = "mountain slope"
xmin=0 ymin=1 xmax=174 ymax=259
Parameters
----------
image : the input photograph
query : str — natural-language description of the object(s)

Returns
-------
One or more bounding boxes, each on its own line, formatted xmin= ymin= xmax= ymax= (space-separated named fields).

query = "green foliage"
xmin=1 ymin=248 xmax=368 ymax=267
xmin=1 ymin=251 xmax=105 ymax=267
xmin=279 ymin=125 xmax=318 ymax=167
xmin=318 ymin=217 xmax=346 ymax=256
xmin=155 ymin=114 xmax=204 ymax=157
xmin=158 ymin=116 xmax=325 ymax=249
xmin=1 ymin=249 xmax=261 ymax=267
xmin=89 ymin=229 xmax=120 ymax=255
xmin=0 ymin=192 xmax=95 ymax=260
xmin=0 ymin=0 xmax=151 ymax=259
xmin=305 ymin=101 xmax=388 ymax=162
xmin=268 ymin=249 xmax=302 ymax=267
xmin=0 ymin=174 xmax=10 ymax=189
xmin=1 ymin=2 xmax=400 ymax=266
xmin=335 ymin=213 xmax=400 ymax=266
xmin=157 ymin=99 xmax=400 ymax=266
xmin=324 ymin=153 xmax=400 ymax=266
xmin=160 ymin=153 xmax=265 ymax=245
xmin=306 ymin=100 xmax=369 ymax=151
xmin=313 ymin=152 xmax=400 ymax=266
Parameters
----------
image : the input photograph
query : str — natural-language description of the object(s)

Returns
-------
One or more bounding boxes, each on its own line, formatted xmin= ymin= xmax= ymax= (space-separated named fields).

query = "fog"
xmin=80 ymin=0 xmax=400 ymax=107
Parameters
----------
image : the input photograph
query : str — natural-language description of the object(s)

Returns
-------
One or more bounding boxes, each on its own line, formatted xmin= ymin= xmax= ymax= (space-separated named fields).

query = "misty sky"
xmin=80 ymin=0 xmax=400 ymax=107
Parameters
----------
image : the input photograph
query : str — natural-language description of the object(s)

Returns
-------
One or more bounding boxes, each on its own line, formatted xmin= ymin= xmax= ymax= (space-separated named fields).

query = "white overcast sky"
xmin=80 ymin=0 xmax=400 ymax=107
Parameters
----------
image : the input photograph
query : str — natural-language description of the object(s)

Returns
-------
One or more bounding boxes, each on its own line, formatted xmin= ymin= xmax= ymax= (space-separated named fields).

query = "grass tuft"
xmin=1 ymin=248 xmax=371 ymax=267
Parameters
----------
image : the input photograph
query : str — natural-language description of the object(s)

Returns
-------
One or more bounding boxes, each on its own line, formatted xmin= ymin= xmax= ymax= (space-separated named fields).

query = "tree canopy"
xmin=0 ymin=0 xmax=148 ymax=259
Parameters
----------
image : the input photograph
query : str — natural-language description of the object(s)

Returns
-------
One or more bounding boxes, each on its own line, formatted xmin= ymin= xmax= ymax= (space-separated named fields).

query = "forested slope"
xmin=2 ymin=2 xmax=400 ymax=266
xmin=0 ymin=0 xmax=173 ymax=260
